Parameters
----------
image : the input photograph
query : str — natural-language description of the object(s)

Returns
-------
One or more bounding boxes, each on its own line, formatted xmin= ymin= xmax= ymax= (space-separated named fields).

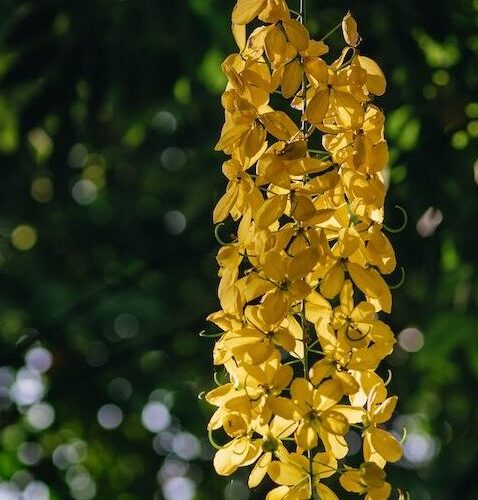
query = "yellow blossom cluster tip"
xmin=206 ymin=1 xmax=404 ymax=498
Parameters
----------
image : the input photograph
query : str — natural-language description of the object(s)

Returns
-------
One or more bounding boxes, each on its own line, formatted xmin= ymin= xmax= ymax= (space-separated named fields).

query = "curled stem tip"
xmin=384 ymin=369 xmax=393 ymax=386
xmin=208 ymin=429 xmax=223 ymax=450
xmin=400 ymin=426 xmax=408 ymax=444
xmin=198 ymin=391 xmax=206 ymax=400
xmin=213 ymin=371 xmax=222 ymax=386
xmin=214 ymin=223 xmax=235 ymax=246
xmin=389 ymin=266 xmax=406 ymax=290
xmin=384 ymin=205 xmax=408 ymax=234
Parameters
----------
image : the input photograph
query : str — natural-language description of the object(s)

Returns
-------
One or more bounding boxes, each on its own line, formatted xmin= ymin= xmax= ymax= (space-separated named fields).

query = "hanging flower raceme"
xmin=205 ymin=1 xmax=406 ymax=498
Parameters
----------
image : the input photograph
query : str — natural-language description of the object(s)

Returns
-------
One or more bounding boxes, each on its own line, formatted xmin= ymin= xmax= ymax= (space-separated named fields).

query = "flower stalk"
xmin=205 ymin=1 xmax=406 ymax=498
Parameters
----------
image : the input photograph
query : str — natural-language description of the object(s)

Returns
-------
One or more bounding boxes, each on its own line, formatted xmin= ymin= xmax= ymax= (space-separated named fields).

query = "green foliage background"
xmin=0 ymin=0 xmax=476 ymax=498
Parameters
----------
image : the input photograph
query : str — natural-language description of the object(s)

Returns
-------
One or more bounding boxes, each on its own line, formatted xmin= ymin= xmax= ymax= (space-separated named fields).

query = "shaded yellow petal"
xmin=306 ymin=89 xmax=329 ymax=126
xmin=213 ymin=186 xmax=239 ymax=223
xmin=260 ymin=111 xmax=300 ymax=140
xmin=358 ymin=56 xmax=387 ymax=96
xmin=288 ymin=248 xmax=319 ymax=281
xmin=370 ymin=428 xmax=402 ymax=463
xmin=373 ymin=396 xmax=398 ymax=424
xmin=214 ymin=444 xmax=238 ymax=476
xmin=339 ymin=470 xmax=365 ymax=493
xmin=346 ymin=262 xmax=392 ymax=313
xmin=316 ymin=483 xmax=340 ymax=500
xmin=231 ymin=22 xmax=246 ymax=51
xmin=341 ymin=11 xmax=361 ymax=47
xmin=232 ymin=0 xmax=267 ymax=25
xmin=249 ymin=452 xmax=272 ymax=488
xmin=320 ymin=409 xmax=349 ymax=435
xmin=255 ymin=194 xmax=288 ymax=229
xmin=282 ymin=59 xmax=303 ymax=98
xmin=320 ymin=263 xmax=344 ymax=299
xmin=283 ymin=19 xmax=310 ymax=51
xmin=268 ymin=460 xmax=306 ymax=486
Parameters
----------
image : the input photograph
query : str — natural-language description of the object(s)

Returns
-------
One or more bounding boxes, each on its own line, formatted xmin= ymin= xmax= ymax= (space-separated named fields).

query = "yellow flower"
xmin=248 ymin=416 xmax=296 ymax=488
xmin=340 ymin=462 xmax=392 ymax=499
xmin=288 ymin=378 xmax=348 ymax=450
xmin=267 ymin=451 xmax=338 ymax=500
xmin=208 ymin=3 xmax=402 ymax=497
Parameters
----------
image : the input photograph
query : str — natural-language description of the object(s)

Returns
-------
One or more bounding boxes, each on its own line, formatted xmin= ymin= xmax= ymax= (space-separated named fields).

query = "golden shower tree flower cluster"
xmin=205 ymin=1 xmax=404 ymax=498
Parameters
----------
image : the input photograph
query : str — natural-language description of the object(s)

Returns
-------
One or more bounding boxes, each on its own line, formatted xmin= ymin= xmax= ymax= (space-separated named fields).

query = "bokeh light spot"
xmin=416 ymin=207 xmax=443 ymax=237
xmin=403 ymin=432 xmax=439 ymax=466
xmin=114 ymin=313 xmax=139 ymax=339
xmin=10 ymin=369 xmax=45 ymax=406
xmin=23 ymin=481 xmax=49 ymax=500
xmin=25 ymin=347 xmax=53 ymax=374
xmin=31 ymin=177 xmax=54 ymax=203
xmin=172 ymin=432 xmax=200 ymax=461
xmin=161 ymin=147 xmax=186 ymax=171
xmin=18 ymin=442 xmax=43 ymax=466
xmin=141 ymin=402 xmax=171 ymax=433
xmin=398 ymin=327 xmax=425 ymax=353
xmin=97 ymin=404 xmax=123 ymax=430
xmin=69 ymin=144 xmax=88 ymax=168
xmin=162 ymin=477 xmax=195 ymax=500
xmin=11 ymin=225 xmax=37 ymax=251
xmin=72 ymin=179 xmax=97 ymax=205
xmin=26 ymin=402 xmax=55 ymax=430
xmin=152 ymin=111 xmax=177 ymax=134
xmin=164 ymin=210 xmax=186 ymax=235
xmin=107 ymin=377 xmax=132 ymax=402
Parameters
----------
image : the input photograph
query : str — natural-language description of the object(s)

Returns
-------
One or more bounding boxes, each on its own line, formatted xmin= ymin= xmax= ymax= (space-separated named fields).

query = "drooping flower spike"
xmin=206 ymin=1 xmax=405 ymax=498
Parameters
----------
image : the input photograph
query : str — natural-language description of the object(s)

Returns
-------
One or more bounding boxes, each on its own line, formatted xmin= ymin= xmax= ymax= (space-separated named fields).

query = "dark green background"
xmin=0 ymin=0 xmax=476 ymax=498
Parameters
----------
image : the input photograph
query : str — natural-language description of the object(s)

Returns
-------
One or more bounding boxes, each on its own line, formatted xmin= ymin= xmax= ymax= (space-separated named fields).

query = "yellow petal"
xmin=358 ymin=56 xmax=387 ymax=96
xmin=283 ymin=19 xmax=310 ymax=51
xmin=320 ymin=263 xmax=344 ymax=299
xmin=265 ymin=26 xmax=288 ymax=67
xmin=262 ymin=250 xmax=287 ymax=282
xmin=320 ymin=409 xmax=349 ymax=435
xmin=259 ymin=291 xmax=290 ymax=324
xmin=341 ymin=11 xmax=361 ymax=47
xmin=270 ymin=397 xmax=300 ymax=420
xmin=333 ymin=405 xmax=364 ymax=424
xmin=289 ymin=193 xmax=316 ymax=222
xmin=213 ymin=186 xmax=239 ymax=223
xmin=260 ymin=111 xmax=299 ymax=140
xmin=266 ymin=486 xmax=290 ymax=500
xmin=373 ymin=396 xmax=398 ymax=424
xmin=316 ymin=483 xmax=340 ymax=500
xmin=214 ymin=443 xmax=238 ymax=476
xmin=305 ymin=40 xmax=329 ymax=57
xmin=346 ymin=262 xmax=392 ymax=313
xmin=339 ymin=470 xmax=365 ymax=493
xmin=282 ymin=59 xmax=303 ymax=98
xmin=264 ymin=158 xmax=292 ymax=188
xmin=231 ymin=22 xmax=246 ymax=51
xmin=255 ymin=194 xmax=288 ymax=229
xmin=331 ymin=90 xmax=363 ymax=129
xmin=312 ymin=451 xmax=337 ymax=479
xmin=232 ymin=0 xmax=267 ymax=25
xmin=309 ymin=359 xmax=332 ymax=385
xmin=296 ymin=421 xmax=318 ymax=450
xmin=215 ymin=119 xmax=251 ymax=152
xmin=370 ymin=428 xmax=402 ymax=463
xmin=249 ymin=453 xmax=271 ymax=488
xmin=288 ymin=248 xmax=319 ymax=281
xmin=306 ymin=89 xmax=329 ymax=126
xmin=268 ymin=460 xmax=305 ymax=486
